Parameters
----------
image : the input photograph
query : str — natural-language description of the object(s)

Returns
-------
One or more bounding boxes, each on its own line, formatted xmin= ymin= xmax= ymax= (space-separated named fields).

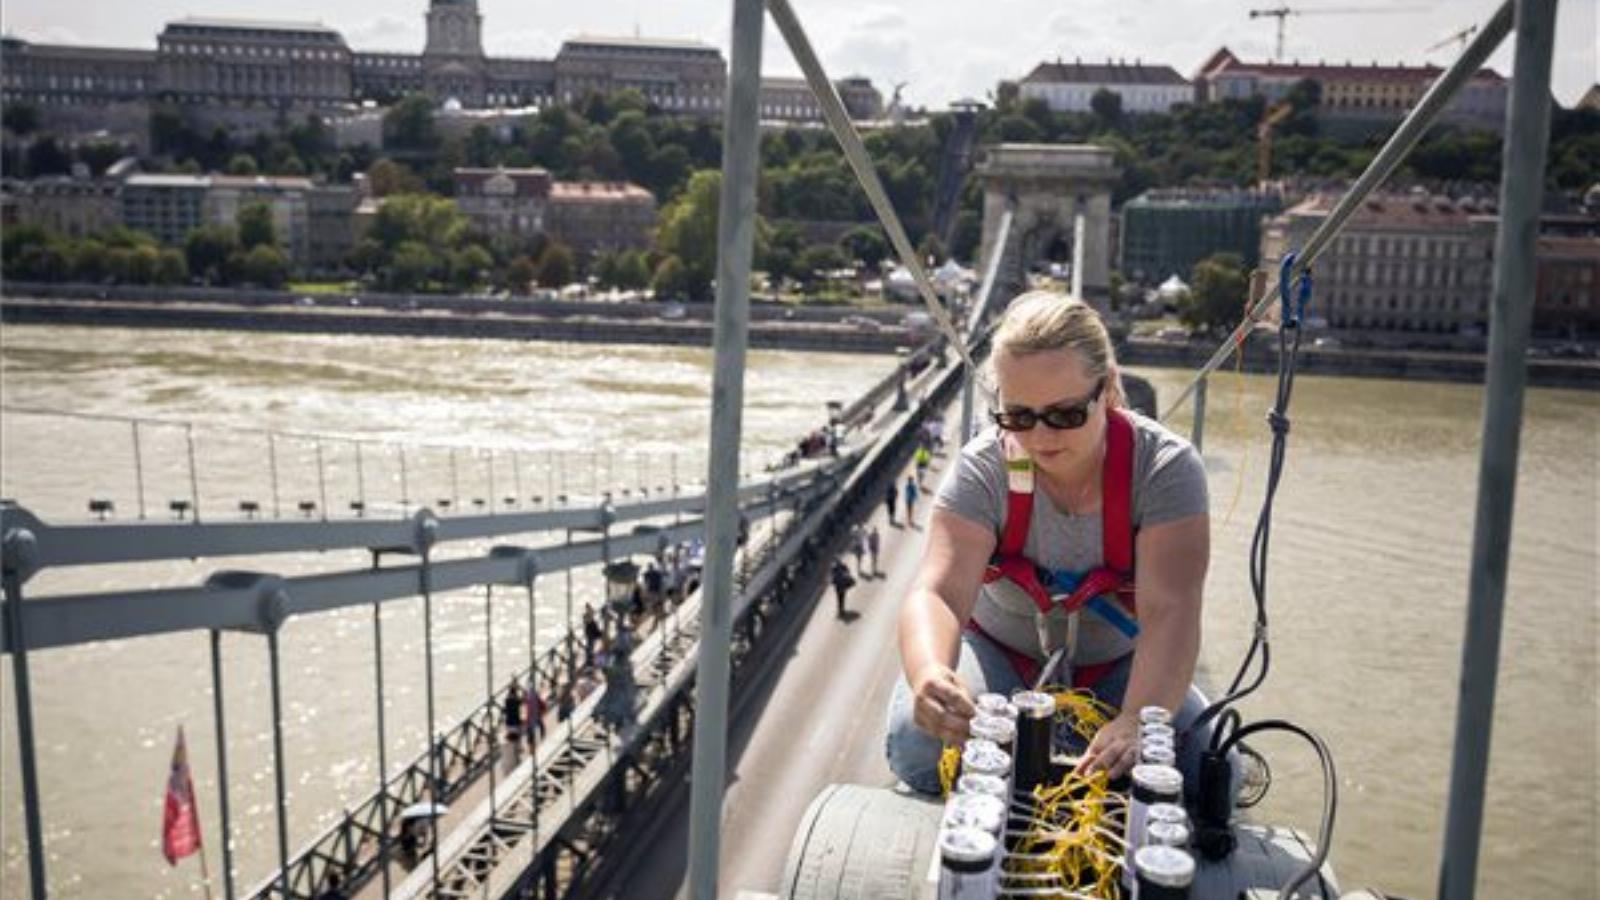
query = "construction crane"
xmin=1257 ymin=101 xmax=1294 ymax=186
xmin=1248 ymin=5 xmax=1431 ymax=62
xmin=1426 ymin=24 xmax=1478 ymax=54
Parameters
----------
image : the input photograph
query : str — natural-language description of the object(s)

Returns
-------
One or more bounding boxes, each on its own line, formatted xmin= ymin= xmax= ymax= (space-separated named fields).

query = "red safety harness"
xmin=969 ymin=408 xmax=1138 ymax=688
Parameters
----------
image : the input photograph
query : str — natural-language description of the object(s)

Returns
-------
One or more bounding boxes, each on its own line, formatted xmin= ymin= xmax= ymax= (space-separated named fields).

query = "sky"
xmin=3 ymin=0 xmax=1595 ymax=108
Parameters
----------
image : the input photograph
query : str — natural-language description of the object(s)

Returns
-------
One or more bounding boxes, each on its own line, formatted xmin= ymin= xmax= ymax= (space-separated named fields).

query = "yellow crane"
xmin=1257 ymin=101 xmax=1295 ymax=187
xmin=1248 ymin=4 xmax=1431 ymax=61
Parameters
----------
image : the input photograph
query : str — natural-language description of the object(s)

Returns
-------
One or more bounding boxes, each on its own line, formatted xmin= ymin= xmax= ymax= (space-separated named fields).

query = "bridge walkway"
xmin=600 ymin=402 xmax=965 ymax=899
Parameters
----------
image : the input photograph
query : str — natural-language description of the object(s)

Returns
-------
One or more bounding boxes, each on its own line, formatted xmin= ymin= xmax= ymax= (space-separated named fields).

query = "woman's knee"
xmin=885 ymin=677 xmax=943 ymax=794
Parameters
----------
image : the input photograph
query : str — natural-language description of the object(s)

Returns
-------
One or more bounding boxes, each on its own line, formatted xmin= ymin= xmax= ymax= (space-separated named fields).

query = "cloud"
xmin=342 ymin=14 xmax=419 ymax=51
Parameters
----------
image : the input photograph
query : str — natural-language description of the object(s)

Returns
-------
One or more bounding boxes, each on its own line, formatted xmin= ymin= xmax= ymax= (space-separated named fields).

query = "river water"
xmin=1 ymin=325 xmax=1594 ymax=899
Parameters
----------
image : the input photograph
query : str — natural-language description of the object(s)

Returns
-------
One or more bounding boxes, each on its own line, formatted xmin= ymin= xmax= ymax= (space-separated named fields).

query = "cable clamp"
xmin=1266 ymin=409 xmax=1291 ymax=436
xmin=1254 ymin=621 xmax=1269 ymax=642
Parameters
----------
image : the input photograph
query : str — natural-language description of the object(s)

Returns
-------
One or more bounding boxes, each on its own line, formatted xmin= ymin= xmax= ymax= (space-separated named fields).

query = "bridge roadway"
xmin=601 ymin=406 xmax=962 ymax=900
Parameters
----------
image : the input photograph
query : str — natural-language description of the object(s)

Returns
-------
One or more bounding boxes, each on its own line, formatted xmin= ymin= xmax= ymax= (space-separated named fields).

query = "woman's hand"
xmin=910 ymin=663 xmax=976 ymax=744
xmin=1076 ymin=713 xmax=1140 ymax=779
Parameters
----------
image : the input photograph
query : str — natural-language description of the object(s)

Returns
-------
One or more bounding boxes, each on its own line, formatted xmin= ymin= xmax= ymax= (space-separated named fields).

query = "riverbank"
xmin=3 ymin=288 xmax=1596 ymax=387
xmin=0 ymin=296 xmax=912 ymax=355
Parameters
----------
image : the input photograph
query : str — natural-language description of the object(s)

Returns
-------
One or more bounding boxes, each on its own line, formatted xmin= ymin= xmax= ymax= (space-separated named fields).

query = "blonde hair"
xmin=990 ymin=291 xmax=1124 ymax=408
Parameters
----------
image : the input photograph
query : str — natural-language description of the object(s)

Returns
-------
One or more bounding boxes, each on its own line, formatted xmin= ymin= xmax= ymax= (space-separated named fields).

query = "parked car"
xmin=841 ymin=315 xmax=881 ymax=331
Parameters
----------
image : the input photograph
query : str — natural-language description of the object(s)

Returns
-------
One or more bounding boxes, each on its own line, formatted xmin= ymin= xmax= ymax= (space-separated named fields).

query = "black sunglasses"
xmin=991 ymin=378 xmax=1106 ymax=432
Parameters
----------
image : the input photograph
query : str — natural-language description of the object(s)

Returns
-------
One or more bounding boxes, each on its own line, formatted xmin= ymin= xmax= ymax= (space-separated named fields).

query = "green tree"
xmin=448 ymin=244 xmax=493 ymax=290
xmin=535 ymin=242 xmax=575 ymax=288
xmin=383 ymin=94 xmax=440 ymax=154
xmin=155 ymin=249 xmax=189 ymax=285
xmin=651 ymin=255 xmax=689 ymax=299
xmin=1181 ymin=253 xmax=1249 ymax=335
xmin=68 ymin=239 xmax=111 ymax=283
xmin=592 ymin=251 xmax=622 ymax=289
xmin=1090 ymin=89 xmax=1124 ymax=125
xmin=795 ymin=243 xmax=849 ymax=293
xmin=386 ymin=241 xmax=436 ymax=291
xmin=3 ymin=102 xmax=40 ymax=136
xmin=226 ymin=153 xmax=260 ymax=176
xmin=505 ymin=255 xmax=537 ymax=295
xmin=371 ymin=194 xmax=467 ymax=253
xmin=839 ymin=225 xmax=890 ymax=269
xmin=184 ymin=225 xmax=239 ymax=284
xmin=616 ymin=251 xmax=651 ymax=290
xmin=237 ymin=202 xmax=277 ymax=250
xmin=25 ymin=137 xmax=71 ymax=176
xmin=654 ymin=169 xmax=764 ymax=301
xmin=239 ymin=244 xmax=289 ymax=288
xmin=367 ymin=159 xmax=425 ymax=196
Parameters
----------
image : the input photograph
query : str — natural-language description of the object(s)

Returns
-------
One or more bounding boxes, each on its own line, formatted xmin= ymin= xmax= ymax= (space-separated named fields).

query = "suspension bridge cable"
xmin=766 ymin=0 xmax=975 ymax=371
xmin=1160 ymin=0 xmax=1513 ymax=421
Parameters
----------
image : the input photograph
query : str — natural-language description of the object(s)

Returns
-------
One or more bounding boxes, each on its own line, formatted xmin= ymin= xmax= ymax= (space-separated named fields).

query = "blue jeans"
xmin=885 ymin=629 xmax=1237 ymax=808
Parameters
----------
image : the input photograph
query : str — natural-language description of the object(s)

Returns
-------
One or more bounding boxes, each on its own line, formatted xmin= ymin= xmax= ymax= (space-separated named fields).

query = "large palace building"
xmin=1 ymin=0 xmax=882 ymax=128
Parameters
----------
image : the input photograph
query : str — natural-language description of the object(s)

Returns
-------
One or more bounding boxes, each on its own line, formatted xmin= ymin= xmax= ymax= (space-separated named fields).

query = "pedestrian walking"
xmin=884 ymin=480 xmax=898 ymax=525
xmin=850 ymin=525 xmax=866 ymax=577
xmin=524 ymin=683 xmax=548 ymax=750
xmin=903 ymin=476 xmax=920 ymax=525
xmin=830 ymin=558 xmax=856 ymax=617
xmin=867 ymin=525 xmax=881 ymax=577
xmin=503 ymin=681 xmax=526 ymax=746
xmin=915 ymin=445 xmax=932 ymax=486
xmin=582 ymin=603 xmax=602 ymax=667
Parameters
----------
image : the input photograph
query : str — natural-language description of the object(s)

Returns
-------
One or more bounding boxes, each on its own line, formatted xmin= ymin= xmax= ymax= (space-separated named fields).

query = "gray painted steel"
xmin=1439 ymin=2 xmax=1558 ymax=897
xmin=209 ymin=630 xmax=238 ymax=900
xmin=1161 ymin=0 xmax=1515 ymax=420
xmin=777 ymin=784 xmax=1338 ymax=900
xmin=958 ymin=205 xmax=1014 ymax=446
xmin=766 ymin=0 xmax=972 ymax=371
xmin=688 ymin=0 xmax=764 ymax=895
xmin=1 ymin=548 xmax=47 ymax=900
xmin=0 ymin=463 xmax=847 ymax=653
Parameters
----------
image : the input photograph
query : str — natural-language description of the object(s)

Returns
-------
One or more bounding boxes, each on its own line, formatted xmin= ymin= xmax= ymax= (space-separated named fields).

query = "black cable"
xmin=1191 ymin=281 xmax=1307 ymax=740
xmin=1217 ymin=719 xmax=1337 ymax=900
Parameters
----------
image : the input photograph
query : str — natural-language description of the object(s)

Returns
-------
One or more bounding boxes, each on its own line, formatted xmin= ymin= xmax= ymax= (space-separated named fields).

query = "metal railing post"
xmin=266 ymin=629 xmax=291 ymax=899
xmin=687 ymin=0 xmax=762 ymax=894
xmin=2 ymin=538 xmax=49 ymax=900
xmin=450 ymin=448 xmax=461 ymax=511
xmin=420 ymin=546 xmax=441 ymax=894
xmin=268 ymin=432 xmax=282 ymax=519
xmin=486 ymin=450 xmax=497 ymax=516
xmin=372 ymin=600 xmax=393 ymax=899
xmin=185 ymin=423 xmax=202 ymax=523
xmin=354 ymin=441 xmax=366 ymax=517
xmin=209 ymin=630 xmax=237 ymax=900
xmin=131 ymin=420 xmax=147 ymax=519
xmin=398 ymin=445 xmax=410 ymax=513
xmin=484 ymin=584 xmax=499 ymax=821
xmin=1193 ymin=375 xmax=1208 ymax=454
xmin=1439 ymin=2 xmax=1557 ymax=897
xmin=315 ymin=440 xmax=329 ymax=521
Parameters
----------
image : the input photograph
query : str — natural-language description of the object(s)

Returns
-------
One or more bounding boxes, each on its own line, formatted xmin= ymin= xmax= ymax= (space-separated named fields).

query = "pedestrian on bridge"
xmin=850 ymin=525 xmax=867 ymax=577
xmin=903 ymin=476 xmax=920 ymax=526
xmin=503 ymin=681 xmax=526 ymax=746
xmin=582 ymin=603 xmax=602 ymax=667
xmin=884 ymin=480 xmax=898 ymax=525
xmin=524 ymin=683 xmax=547 ymax=750
xmin=830 ymin=558 xmax=856 ymax=617
xmin=867 ymin=526 xmax=881 ymax=577
xmin=915 ymin=444 xmax=933 ymax=486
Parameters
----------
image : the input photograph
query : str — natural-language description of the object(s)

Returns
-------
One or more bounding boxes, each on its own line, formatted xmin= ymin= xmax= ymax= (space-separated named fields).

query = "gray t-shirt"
xmin=934 ymin=410 xmax=1207 ymax=664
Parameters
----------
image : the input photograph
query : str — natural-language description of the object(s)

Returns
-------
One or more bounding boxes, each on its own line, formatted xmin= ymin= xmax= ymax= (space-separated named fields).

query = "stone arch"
xmin=976 ymin=144 xmax=1120 ymax=312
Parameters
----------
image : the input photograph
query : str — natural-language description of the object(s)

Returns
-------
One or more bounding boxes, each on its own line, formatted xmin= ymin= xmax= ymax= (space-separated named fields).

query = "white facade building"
xmin=1018 ymin=59 xmax=1190 ymax=114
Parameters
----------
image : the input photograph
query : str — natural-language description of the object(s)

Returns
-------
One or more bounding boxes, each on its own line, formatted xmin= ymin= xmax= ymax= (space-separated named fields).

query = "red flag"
xmin=162 ymin=726 xmax=203 ymax=866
